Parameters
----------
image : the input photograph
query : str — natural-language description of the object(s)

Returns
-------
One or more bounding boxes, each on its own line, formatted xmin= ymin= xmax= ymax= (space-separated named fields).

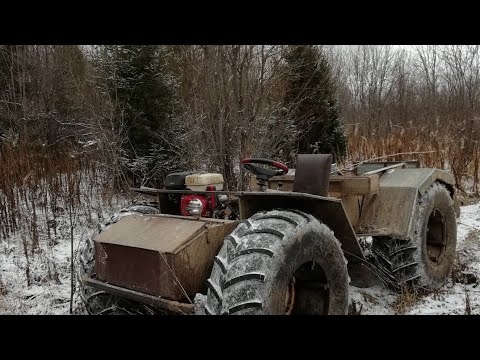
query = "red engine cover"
xmin=180 ymin=194 xmax=209 ymax=217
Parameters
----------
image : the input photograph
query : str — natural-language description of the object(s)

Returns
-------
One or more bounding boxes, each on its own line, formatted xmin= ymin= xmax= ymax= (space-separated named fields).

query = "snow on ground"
xmin=1 ymin=194 xmax=479 ymax=315
xmin=349 ymin=200 xmax=480 ymax=315
xmin=0 ymin=187 xmax=143 ymax=315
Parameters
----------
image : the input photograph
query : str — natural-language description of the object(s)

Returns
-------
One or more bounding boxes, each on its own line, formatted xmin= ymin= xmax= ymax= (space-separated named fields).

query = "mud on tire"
xmin=77 ymin=203 xmax=163 ymax=315
xmin=372 ymin=182 xmax=457 ymax=291
xmin=201 ymin=209 xmax=349 ymax=315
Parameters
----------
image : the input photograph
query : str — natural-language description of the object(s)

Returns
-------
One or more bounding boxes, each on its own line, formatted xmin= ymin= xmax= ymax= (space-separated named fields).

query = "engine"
xmin=165 ymin=172 xmax=225 ymax=218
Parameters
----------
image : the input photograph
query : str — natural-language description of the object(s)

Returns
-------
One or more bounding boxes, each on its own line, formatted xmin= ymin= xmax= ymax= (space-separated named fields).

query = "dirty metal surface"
xmin=358 ymin=168 xmax=455 ymax=239
xmin=355 ymin=160 xmax=420 ymax=175
xmin=95 ymin=215 xmax=206 ymax=254
xmin=266 ymin=174 xmax=379 ymax=197
xmin=95 ymin=242 xmax=171 ymax=298
xmin=238 ymin=191 xmax=365 ymax=262
xmin=362 ymin=162 xmax=406 ymax=176
xmin=378 ymin=168 xmax=455 ymax=195
xmin=94 ymin=216 xmax=238 ymax=301
xmin=82 ymin=274 xmax=194 ymax=314
xmin=238 ymin=191 xmax=374 ymax=286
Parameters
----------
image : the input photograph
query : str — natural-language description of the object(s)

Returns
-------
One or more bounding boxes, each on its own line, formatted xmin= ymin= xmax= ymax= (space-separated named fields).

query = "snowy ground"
xmin=350 ymin=200 xmax=480 ymax=315
xmin=0 ymin=189 xmax=141 ymax=315
xmin=0 ymin=196 xmax=479 ymax=315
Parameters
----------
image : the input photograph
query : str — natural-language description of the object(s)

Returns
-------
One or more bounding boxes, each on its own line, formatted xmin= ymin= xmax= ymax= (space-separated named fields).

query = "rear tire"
xmin=372 ymin=182 xmax=457 ymax=291
xmin=77 ymin=203 xmax=163 ymax=315
xmin=201 ymin=209 xmax=349 ymax=315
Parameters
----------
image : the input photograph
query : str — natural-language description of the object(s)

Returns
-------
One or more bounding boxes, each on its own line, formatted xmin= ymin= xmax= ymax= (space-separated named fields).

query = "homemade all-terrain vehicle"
xmin=78 ymin=154 xmax=459 ymax=315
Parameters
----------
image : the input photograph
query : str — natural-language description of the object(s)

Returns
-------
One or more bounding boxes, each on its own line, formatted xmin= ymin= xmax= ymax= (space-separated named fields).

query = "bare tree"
xmin=170 ymin=45 xmax=287 ymax=190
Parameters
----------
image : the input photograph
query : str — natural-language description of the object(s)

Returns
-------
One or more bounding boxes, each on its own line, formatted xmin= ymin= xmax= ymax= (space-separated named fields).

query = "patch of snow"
xmin=79 ymin=140 xmax=98 ymax=148
xmin=0 ymin=169 xmax=149 ymax=315
xmin=349 ymin=199 xmax=480 ymax=315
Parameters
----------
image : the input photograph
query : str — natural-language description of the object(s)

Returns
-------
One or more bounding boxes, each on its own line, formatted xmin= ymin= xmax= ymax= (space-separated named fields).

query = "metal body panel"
xmin=96 ymin=215 xmax=206 ymax=253
xmin=238 ymin=191 xmax=375 ymax=287
xmin=358 ymin=168 xmax=456 ymax=239
xmin=355 ymin=160 xmax=420 ymax=175
xmin=238 ymin=191 xmax=365 ymax=262
xmin=82 ymin=275 xmax=194 ymax=314
xmin=252 ymin=174 xmax=379 ymax=229
xmin=94 ymin=216 xmax=238 ymax=300
xmin=379 ymin=168 xmax=454 ymax=196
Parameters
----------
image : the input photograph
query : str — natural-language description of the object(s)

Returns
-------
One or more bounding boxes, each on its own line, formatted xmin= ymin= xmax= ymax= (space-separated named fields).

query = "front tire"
xmin=202 ymin=209 xmax=349 ymax=315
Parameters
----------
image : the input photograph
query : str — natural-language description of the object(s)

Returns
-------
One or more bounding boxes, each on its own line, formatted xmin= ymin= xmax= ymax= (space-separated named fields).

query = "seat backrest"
xmin=292 ymin=154 xmax=332 ymax=196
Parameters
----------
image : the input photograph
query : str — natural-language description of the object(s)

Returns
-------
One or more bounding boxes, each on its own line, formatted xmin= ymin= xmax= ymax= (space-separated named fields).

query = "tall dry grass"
xmin=346 ymin=124 xmax=480 ymax=195
xmin=0 ymin=136 xmax=137 ymax=288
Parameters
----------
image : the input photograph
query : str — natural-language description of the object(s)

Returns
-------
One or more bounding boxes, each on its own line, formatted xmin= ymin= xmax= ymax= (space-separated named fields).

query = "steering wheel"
xmin=241 ymin=158 xmax=289 ymax=183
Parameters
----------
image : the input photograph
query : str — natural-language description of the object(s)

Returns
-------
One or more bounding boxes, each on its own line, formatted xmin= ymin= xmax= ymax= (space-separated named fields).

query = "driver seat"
xmin=292 ymin=154 xmax=332 ymax=197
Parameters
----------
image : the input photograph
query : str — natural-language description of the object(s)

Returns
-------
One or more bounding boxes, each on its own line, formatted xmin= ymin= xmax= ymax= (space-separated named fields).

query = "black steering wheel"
xmin=241 ymin=158 xmax=289 ymax=183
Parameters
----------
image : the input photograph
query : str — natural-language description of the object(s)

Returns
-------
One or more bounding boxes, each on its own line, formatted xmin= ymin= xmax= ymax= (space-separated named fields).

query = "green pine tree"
xmin=103 ymin=45 xmax=174 ymax=158
xmin=283 ymin=45 xmax=346 ymax=164
xmin=101 ymin=45 xmax=179 ymax=185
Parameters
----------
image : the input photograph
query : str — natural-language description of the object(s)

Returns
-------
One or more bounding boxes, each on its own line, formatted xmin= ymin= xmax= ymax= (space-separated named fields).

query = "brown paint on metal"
xmin=95 ymin=217 xmax=238 ymax=301
xmin=357 ymin=187 xmax=417 ymax=238
xmin=95 ymin=215 xmax=206 ymax=254
xmin=82 ymin=275 xmax=194 ymax=314
xmin=264 ymin=174 xmax=380 ymax=197
xmin=341 ymin=195 xmax=361 ymax=228
xmin=238 ymin=192 xmax=372 ymax=287
xmin=354 ymin=193 xmax=378 ymax=232
xmin=359 ymin=168 xmax=456 ymax=239
xmin=238 ymin=192 xmax=365 ymax=263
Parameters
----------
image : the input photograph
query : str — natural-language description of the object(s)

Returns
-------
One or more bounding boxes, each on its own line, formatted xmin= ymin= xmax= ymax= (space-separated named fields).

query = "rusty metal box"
xmin=94 ymin=214 xmax=237 ymax=301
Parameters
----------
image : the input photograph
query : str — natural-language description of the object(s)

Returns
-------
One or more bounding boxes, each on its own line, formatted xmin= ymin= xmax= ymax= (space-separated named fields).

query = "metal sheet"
xmin=238 ymin=191 xmax=365 ymax=262
xmin=356 ymin=160 xmax=420 ymax=175
xmin=95 ymin=215 xmax=206 ymax=254
xmin=378 ymin=168 xmax=454 ymax=193
xmin=94 ymin=219 xmax=238 ymax=300
xmin=82 ymin=274 xmax=194 ymax=314
xmin=238 ymin=191 xmax=371 ymax=286
xmin=358 ymin=168 xmax=456 ymax=239
xmin=357 ymin=186 xmax=418 ymax=238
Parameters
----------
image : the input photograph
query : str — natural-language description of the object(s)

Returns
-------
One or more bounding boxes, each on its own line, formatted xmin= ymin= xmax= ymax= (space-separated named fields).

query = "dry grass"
xmin=392 ymin=285 xmax=423 ymax=314
xmin=451 ymin=249 xmax=476 ymax=285
xmin=452 ymin=257 xmax=469 ymax=283
xmin=464 ymin=229 xmax=480 ymax=243
xmin=361 ymin=291 xmax=380 ymax=306
xmin=347 ymin=125 xmax=480 ymax=195
xmin=348 ymin=299 xmax=363 ymax=315
xmin=0 ymin=136 xmax=135 ymax=288
xmin=465 ymin=289 xmax=472 ymax=315
xmin=0 ymin=280 xmax=6 ymax=296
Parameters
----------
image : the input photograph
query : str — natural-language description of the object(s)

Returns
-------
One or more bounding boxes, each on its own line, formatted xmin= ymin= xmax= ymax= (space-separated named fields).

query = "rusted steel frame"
xmin=82 ymin=275 xmax=194 ymax=314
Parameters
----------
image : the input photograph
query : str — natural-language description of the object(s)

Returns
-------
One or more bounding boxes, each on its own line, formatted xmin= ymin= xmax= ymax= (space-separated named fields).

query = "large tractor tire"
xmin=77 ymin=203 xmax=162 ymax=315
xmin=201 ymin=209 xmax=349 ymax=315
xmin=372 ymin=182 xmax=457 ymax=291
